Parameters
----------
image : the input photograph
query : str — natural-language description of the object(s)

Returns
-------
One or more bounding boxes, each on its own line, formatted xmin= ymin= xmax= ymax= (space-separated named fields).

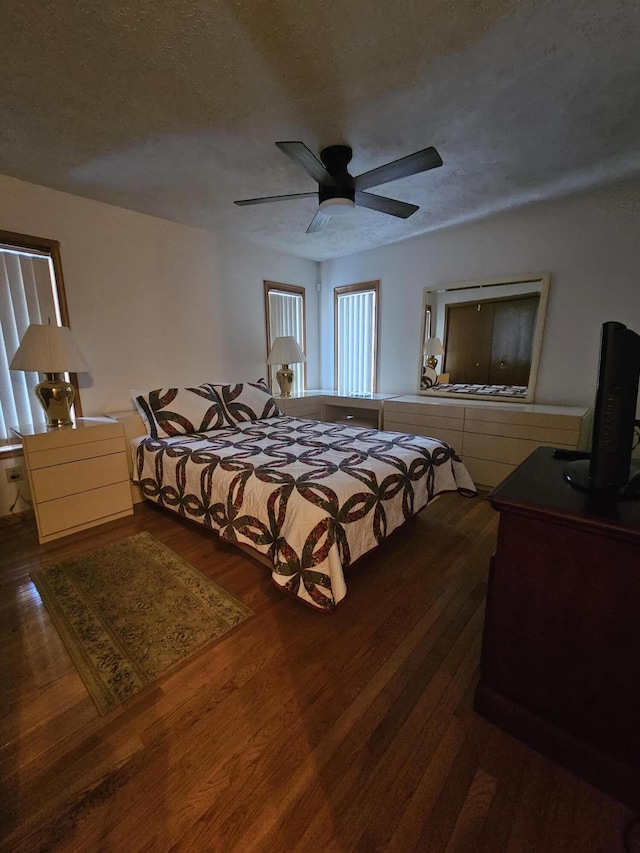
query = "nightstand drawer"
xmin=27 ymin=437 xmax=127 ymax=470
xmin=328 ymin=406 xmax=378 ymax=429
xmin=278 ymin=395 xmax=325 ymax=419
xmin=283 ymin=403 xmax=324 ymax=419
xmin=21 ymin=420 xmax=122 ymax=450
xmin=37 ymin=481 xmax=133 ymax=538
xmin=31 ymin=453 xmax=130 ymax=502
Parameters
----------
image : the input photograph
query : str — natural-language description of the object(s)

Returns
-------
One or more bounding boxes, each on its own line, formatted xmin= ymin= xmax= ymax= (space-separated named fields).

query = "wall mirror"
xmin=417 ymin=273 xmax=550 ymax=403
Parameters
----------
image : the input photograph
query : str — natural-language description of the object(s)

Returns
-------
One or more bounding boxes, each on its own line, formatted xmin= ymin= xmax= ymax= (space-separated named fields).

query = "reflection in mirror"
xmin=418 ymin=273 xmax=550 ymax=402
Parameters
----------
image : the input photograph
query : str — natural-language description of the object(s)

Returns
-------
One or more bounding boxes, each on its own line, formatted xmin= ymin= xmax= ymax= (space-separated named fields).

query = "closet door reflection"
xmin=443 ymin=294 xmax=539 ymax=385
xmin=488 ymin=295 xmax=538 ymax=385
xmin=443 ymin=303 xmax=494 ymax=384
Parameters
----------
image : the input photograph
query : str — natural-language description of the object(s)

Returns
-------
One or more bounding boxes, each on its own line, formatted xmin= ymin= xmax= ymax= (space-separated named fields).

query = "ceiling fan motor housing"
xmin=319 ymin=145 xmax=355 ymax=205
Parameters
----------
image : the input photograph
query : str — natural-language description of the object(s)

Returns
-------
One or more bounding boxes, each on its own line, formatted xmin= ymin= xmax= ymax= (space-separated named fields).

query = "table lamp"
xmin=422 ymin=336 xmax=444 ymax=388
xmin=10 ymin=323 xmax=89 ymax=427
xmin=266 ymin=336 xmax=306 ymax=397
xmin=423 ymin=336 xmax=444 ymax=370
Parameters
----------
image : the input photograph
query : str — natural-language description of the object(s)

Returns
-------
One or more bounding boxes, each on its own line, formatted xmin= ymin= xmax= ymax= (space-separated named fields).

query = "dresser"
xmin=12 ymin=417 xmax=133 ymax=543
xmin=383 ymin=395 xmax=591 ymax=488
xmin=475 ymin=447 xmax=640 ymax=807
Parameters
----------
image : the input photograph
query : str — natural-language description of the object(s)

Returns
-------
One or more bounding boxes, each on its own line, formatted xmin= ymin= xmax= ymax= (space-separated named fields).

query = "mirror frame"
xmin=417 ymin=272 xmax=550 ymax=403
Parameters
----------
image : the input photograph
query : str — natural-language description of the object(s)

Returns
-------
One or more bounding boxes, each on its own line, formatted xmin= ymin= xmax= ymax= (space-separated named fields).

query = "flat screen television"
xmin=564 ymin=321 xmax=640 ymax=499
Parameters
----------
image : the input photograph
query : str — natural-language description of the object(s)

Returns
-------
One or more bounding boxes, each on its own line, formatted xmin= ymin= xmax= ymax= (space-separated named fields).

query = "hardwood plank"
xmin=443 ymin=767 xmax=497 ymax=853
xmin=0 ymin=494 xmax=634 ymax=853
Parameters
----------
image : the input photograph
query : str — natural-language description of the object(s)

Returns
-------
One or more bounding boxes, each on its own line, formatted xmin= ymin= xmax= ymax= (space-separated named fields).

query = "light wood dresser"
xmin=383 ymin=395 xmax=591 ymax=488
xmin=12 ymin=417 xmax=133 ymax=543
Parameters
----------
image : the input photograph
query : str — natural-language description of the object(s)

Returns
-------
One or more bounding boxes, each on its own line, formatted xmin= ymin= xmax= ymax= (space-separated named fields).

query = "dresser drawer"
xmin=385 ymin=418 xmax=464 ymax=449
xmin=385 ymin=400 xmax=465 ymax=420
xmin=31 ymin=453 xmax=130 ymax=502
xmin=37 ymin=481 xmax=133 ymax=538
xmin=464 ymin=418 xmax=580 ymax=445
xmin=463 ymin=406 xmax=584 ymax=432
xmin=463 ymin=432 xmax=574 ymax=466
xmin=462 ymin=457 xmax=516 ymax=489
xmin=383 ymin=408 xmax=464 ymax=433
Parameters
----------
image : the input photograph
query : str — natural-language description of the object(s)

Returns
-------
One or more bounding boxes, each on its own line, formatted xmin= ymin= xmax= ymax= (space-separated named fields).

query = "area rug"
xmin=30 ymin=532 xmax=253 ymax=714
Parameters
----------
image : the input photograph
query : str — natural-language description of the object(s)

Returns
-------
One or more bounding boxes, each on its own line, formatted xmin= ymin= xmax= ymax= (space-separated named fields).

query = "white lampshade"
xmin=423 ymin=337 xmax=444 ymax=358
xmin=9 ymin=323 xmax=89 ymax=373
xmin=266 ymin=336 xmax=306 ymax=366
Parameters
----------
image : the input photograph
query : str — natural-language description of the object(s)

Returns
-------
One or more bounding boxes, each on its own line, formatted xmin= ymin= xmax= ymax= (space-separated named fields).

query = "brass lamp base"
xmin=35 ymin=373 xmax=75 ymax=427
xmin=425 ymin=355 xmax=438 ymax=370
xmin=275 ymin=365 xmax=295 ymax=397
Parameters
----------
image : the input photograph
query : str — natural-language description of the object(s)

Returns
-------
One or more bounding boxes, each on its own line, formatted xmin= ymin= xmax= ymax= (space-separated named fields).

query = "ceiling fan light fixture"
xmin=234 ymin=141 xmax=443 ymax=231
xmin=318 ymin=197 xmax=355 ymax=216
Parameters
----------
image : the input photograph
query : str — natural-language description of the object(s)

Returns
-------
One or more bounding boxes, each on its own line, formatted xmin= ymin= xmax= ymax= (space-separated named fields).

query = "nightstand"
xmin=11 ymin=417 xmax=134 ymax=543
xmin=276 ymin=391 xmax=392 ymax=428
xmin=276 ymin=391 xmax=325 ymax=420
xmin=322 ymin=392 xmax=392 ymax=429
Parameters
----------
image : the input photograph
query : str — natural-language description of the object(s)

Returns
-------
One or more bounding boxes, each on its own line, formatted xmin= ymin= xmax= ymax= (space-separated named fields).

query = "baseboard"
xmin=0 ymin=509 xmax=30 ymax=526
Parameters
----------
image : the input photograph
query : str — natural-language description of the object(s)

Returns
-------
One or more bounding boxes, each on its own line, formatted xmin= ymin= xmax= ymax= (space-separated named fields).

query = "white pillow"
xmin=131 ymin=385 xmax=233 ymax=439
xmin=207 ymin=379 xmax=282 ymax=424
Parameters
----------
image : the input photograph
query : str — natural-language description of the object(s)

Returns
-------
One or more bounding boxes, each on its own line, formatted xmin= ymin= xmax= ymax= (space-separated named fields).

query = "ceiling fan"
xmin=234 ymin=141 xmax=443 ymax=233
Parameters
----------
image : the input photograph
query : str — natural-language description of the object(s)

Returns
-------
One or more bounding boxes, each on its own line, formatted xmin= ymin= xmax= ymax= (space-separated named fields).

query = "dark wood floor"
xmin=1 ymin=493 xmax=636 ymax=852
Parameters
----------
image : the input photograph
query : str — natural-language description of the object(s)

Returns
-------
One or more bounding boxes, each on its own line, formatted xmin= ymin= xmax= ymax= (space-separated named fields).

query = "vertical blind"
xmin=336 ymin=289 xmax=376 ymax=395
xmin=0 ymin=246 xmax=61 ymax=442
xmin=267 ymin=290 xmax=305 ymax=394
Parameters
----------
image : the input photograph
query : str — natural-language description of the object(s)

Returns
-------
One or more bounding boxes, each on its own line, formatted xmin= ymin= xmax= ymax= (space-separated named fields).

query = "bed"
xmin=118 ymin=381 xmax=477 ymax=612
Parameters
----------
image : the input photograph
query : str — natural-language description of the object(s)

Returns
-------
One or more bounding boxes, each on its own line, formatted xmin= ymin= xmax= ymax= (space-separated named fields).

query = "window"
xmin=0 ymin=230 xmax=80 ymax=448
xmin=264 ymin=281 xmax=306 ymax=394
xmin=334 ymin=281 xmax=379 ymax=395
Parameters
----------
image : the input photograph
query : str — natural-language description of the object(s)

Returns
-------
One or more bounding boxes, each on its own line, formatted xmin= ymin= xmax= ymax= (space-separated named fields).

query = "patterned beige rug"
xmin=31 ymin=532 xmax=253 ymax=714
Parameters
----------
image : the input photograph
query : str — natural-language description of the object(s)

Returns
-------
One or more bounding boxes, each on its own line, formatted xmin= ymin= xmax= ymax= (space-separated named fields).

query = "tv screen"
xmin=564 ymin=321 xmax=640 ymax=498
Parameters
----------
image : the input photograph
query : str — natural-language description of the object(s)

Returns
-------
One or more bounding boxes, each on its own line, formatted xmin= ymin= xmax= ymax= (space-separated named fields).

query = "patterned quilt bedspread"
xmin=132 ymin=416 xmax=477 ymax=611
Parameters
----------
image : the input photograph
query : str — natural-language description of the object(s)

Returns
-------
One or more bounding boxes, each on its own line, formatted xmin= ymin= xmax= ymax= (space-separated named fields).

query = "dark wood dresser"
xmin=475 ymin=446 xmax=640 ymax=807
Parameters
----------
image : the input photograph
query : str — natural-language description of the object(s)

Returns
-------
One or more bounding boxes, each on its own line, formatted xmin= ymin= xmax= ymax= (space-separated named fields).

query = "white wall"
xmin=0 ymin=174 xmax=319 ymax=515
xmin=320 ymin=176 xmax=640 ymax=409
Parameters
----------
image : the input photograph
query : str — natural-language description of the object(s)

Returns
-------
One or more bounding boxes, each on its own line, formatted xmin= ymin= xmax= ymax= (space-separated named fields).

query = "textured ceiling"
xmin=2 ymin=0 xmax=640 ymax=261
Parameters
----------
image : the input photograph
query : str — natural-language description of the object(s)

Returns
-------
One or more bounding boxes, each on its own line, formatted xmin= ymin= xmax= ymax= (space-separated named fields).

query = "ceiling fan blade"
xmin=306 ymin=210 xmax=331 ymax=233
xmin=234 ymin=192 xmax=317 ymax=206
xmin=355 ymin=191 xmax=419 ymax=219
xmin=276 ymin=141 xmax=337 ymax=186
xmin=353 ymin=146 xmax=443 ymax=191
